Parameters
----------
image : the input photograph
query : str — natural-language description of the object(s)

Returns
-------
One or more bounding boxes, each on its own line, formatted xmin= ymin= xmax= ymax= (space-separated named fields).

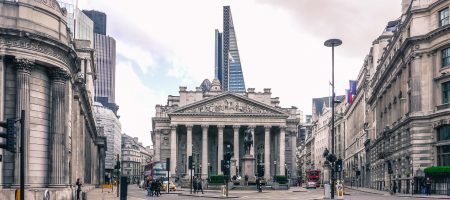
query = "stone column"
xmin=14 ymin=58 xmax=34 ymax=185
xmin=264 ymin=126 xmax=271 ymax=180
xmin=217 ymin=125 xmax=224 ymax=174
xmin=201 ymin=125 xmax=208 ymax=177
xmin=99 ymin=146 xmax=106 ymax=185
xmin=291 ymin=132 xmax=297 ymax=178
xmin=233 ymin=126 xmax=240 ymax=172
xmin=49 ymin=68 xmax=70 ymax=186
xmin=170 ymin=125 xmax=177 ymax=176
xmin=154 ymin=130 xmax=161 ymax=162
xmin=186 ymin=125 xmax=193 ymax=174
xmin=279 ymin=126 xmax=286 ymax=176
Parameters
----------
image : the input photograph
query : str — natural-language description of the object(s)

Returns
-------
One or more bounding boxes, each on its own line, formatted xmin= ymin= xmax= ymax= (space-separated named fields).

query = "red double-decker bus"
xmin=306 ymin=170 xmax=321 ymax=188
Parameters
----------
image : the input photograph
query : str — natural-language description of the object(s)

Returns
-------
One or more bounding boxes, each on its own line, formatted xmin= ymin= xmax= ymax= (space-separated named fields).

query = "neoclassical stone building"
xmin=0 ymin=0 xmax=106 ymax=199
xmin=152 ymin=80 xmax=300 ymax=182
xmin=367 ymin=0 xmax=450 ymax=194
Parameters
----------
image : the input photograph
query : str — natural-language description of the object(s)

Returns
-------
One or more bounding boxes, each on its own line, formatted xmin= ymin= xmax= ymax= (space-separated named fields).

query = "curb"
xmin=179 ymin=193 xmax=239 ymax=199
xmin=346 ymin=188 xmax=387 ymax=196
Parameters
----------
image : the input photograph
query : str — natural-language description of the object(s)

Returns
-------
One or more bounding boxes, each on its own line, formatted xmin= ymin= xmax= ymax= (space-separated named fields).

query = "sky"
xmin=77 ymin=0 xmax=402 ymax=147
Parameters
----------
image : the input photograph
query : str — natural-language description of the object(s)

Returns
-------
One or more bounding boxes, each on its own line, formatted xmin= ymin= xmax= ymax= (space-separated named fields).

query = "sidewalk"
xmin=86 ymin=187 xmax=119 ymax=200
xmin=347 ymin=187 xmax=450 ymax=199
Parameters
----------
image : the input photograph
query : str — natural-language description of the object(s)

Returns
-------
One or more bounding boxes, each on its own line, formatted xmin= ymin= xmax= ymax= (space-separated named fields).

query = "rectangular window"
xmin=438 ymin=145 xmax=450 ymax=166
xmin=438 ymin=125 xmax=450 ymax=141
xmin=442 ymin=82 xmax=450 ymax=104
xmin=443 ymin=48 xmax=450 ymax=67
xmin=440 ymin=8 xmax=449 ymax=26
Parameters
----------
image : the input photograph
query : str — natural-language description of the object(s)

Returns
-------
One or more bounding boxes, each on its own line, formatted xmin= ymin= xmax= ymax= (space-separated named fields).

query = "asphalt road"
xmin=125 ymin=184 xmax=444 ymax=200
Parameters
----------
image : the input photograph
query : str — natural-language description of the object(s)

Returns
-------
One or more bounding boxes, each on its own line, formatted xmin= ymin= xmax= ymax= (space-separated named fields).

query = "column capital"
xmin=201 ymin=125 xmax=209 ymax=129
xmin=217 ymin=125 xmax=225 ymax=129
xmin=15 ymin=57 xmax=35 ymax=74
xmin=232 ymin=125 xmax=240 ymax=130
xmin=248 ymin=125 xmax=256 ymax=129
xmin=186 ymin=124 xmax=194 ymax=129
xmin=279 ymin=125 xmax=287 ymax=130
xmin=264 ymin=125 xmax=272 ymax=130
xmin=49 ymin=68 xmax=71 ymax=82
xmin=170 ymin=124 xmax=177 ymax=129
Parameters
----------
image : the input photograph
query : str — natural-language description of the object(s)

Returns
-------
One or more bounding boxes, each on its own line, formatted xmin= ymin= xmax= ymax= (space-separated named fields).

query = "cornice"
xmin=0 ymin=28 xmax=77 ymax=72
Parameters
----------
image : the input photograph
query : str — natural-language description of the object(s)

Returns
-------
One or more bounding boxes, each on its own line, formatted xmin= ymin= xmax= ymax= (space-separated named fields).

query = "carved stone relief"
xmin=181 ymin=97 xmax=272 ymax=114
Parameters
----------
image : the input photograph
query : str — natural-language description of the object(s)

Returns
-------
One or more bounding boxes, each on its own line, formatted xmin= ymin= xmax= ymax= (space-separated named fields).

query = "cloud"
xmin=115 ymin=60 xmax=163 ymax=147
xmin=256 ymin=0 xmax=401 ymax=57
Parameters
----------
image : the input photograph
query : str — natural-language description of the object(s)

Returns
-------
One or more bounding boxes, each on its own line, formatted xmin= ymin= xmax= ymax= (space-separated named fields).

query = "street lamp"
xmin=324 ymin=38 xmax=342 ymax=199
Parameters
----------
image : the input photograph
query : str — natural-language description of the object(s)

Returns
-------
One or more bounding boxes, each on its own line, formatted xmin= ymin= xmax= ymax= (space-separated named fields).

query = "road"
xmin=125 ymin=185 xmax=446 ymax=200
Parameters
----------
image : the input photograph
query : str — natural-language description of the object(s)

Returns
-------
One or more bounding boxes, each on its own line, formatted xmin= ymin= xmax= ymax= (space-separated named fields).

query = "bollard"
xmin=120 ymin=176 xmax=128 ymax=200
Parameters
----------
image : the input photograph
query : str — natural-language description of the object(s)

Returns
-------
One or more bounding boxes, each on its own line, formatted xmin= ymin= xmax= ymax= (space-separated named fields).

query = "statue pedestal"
xmin=241 ymin=154 xmax=256 ymax=182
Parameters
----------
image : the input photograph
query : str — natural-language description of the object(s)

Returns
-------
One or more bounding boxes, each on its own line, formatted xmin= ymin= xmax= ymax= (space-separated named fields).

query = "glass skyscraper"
xmin=215 ymin=6 xmax=246 ymax=92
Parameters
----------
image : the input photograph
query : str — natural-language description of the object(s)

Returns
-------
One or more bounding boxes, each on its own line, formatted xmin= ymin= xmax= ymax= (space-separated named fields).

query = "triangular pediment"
xmin=169 ymin=93 xmax=288 ymax=116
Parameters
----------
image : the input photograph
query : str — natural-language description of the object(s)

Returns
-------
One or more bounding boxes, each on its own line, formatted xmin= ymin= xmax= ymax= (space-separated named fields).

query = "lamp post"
xmin=324 ymin=38 xmax=342 ymax=199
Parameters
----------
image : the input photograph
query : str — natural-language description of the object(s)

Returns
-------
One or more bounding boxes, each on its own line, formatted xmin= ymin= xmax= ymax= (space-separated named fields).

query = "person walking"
xmin=193 ymin=176 xmax=198 ymax=194
xmin=392 ymin=181 xmax=397 ymax=194
xmin=425 ymin=177 xmax=432 ymax=196
xmin=75 ymin=178 xmax=82 ymax=200
xmin=198 ymin=177 xmax=204 ymax=194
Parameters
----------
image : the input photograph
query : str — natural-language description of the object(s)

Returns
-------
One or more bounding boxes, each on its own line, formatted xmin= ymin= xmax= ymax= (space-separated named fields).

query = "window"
xmin=442 ymin=82 xmax=450 ymax=104
xmin=443 ymin=48 xmax=450 ymax=67
xmin=440 ymin=8 xmax=449 ymax=27
xmin=438 ymin=125 xmax=450 ymax=141
xmin=437 ymin=145 xmax=450 ymax=166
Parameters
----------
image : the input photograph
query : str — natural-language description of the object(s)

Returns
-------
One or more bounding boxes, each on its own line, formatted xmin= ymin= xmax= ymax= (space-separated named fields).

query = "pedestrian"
xmin=425 ymin=177 xmax=432 ymax=196
xmin=193 ymin=176 xmax=198 ymax=193
xmin=75 ymin=178 xmax=82 ymax=200
xmin=392 ymin=181 xmax=397 ymax=194
xmin=198 ymin=177 xmax=204 ymax=194
xmin=147 ymin=178 xmax=153 ymax=196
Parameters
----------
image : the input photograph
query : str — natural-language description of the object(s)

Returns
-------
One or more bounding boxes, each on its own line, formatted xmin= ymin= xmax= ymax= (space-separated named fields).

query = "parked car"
xmin=161 ymin=180 xmax=176 ymax=191
xmin=306 ymin=181 xmax=317 ymax=189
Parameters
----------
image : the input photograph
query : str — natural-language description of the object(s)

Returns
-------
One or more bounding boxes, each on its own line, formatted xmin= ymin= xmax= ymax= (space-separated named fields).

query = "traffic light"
xmin=326 ymin=153 xmax=337 ymax=163
xmin=166 ymin=158 xmax=170 ymax=171
xmin=0 ymin=118 xmax=17 ymax=153
xmin=335 ymin=158 xmax=342 ymax=172
xmin=188 ymin=156 xmax=193 ymax=170
xmin=257 ymin=165 xmax=265 ymax=177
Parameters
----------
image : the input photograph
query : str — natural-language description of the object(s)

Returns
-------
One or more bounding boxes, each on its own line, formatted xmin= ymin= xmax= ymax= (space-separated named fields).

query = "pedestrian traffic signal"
xmin=0 ymin=119 xmax=17 ymax=153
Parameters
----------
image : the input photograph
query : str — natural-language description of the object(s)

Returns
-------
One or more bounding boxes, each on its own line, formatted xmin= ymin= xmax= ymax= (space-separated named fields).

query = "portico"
xmin=152 ymin=86 xmax=300 ymax=182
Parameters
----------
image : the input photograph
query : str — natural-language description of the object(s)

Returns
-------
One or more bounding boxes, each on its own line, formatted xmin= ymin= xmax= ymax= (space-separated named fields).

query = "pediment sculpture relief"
xmin=181 ymin=98 xmax=271 ymax=114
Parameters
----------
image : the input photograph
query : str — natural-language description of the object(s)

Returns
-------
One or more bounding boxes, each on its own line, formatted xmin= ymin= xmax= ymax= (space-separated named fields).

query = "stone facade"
xmin=121 ymin=134 xmax=141 ymax=183
xmin=0 ymin=1 xmax=106 ymax=199
xmin=152 ymin=80 xmax=300 ymax=183
xmin=366 ymin=0 xmax=450 ymax=193
xmin=299 ymin=0 xmax=450 ymax=195
xmin=93 ymin=102 xmax=121 ymax=179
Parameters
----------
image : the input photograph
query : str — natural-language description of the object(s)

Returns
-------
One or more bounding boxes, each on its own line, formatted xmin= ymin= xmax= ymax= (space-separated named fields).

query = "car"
xmin=306 ymin=181 xmax=317 ymax=189
xmin=161 ymin=180 xmax=176 ymax=191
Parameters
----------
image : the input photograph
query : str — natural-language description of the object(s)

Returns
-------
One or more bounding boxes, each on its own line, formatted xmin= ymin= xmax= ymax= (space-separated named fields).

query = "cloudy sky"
xmin=78 ymin=0 xmax=402 ymax=147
